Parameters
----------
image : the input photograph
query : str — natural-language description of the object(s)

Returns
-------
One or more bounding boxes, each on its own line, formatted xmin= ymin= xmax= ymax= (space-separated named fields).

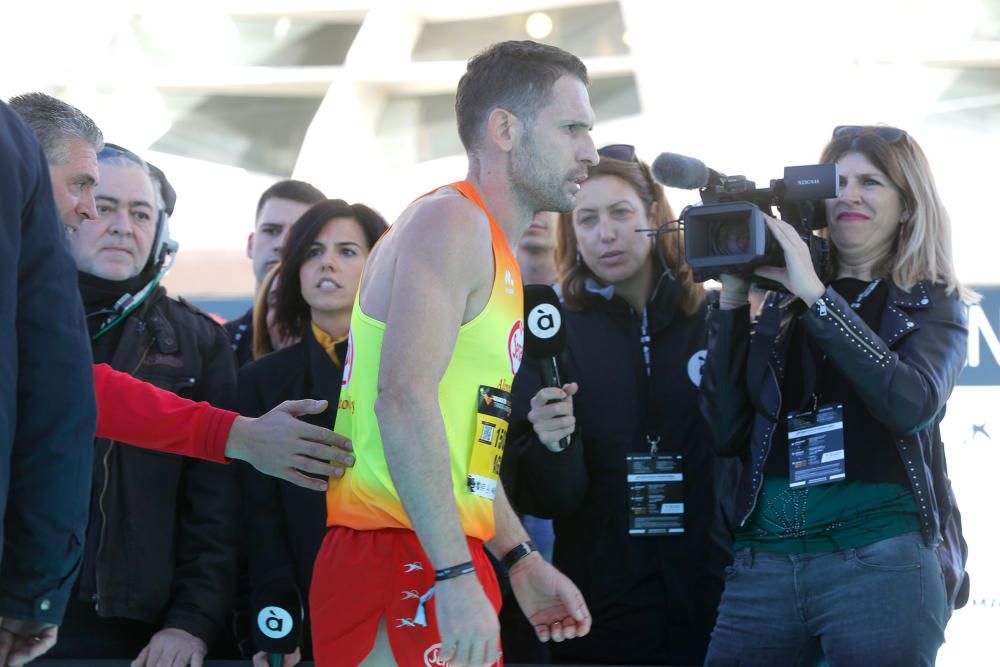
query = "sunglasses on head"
xmin=98 ymin=142 xmax=147 ymax=166
xmin=832 ymin=125 xmax=909 ymax=144
xmin=597 ymin=143 xmax=637 ymax=163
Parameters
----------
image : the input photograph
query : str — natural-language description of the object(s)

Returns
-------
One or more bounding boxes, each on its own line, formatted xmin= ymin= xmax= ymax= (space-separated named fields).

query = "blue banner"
xmin=959 ymin=285 xmax=1000 ymax=386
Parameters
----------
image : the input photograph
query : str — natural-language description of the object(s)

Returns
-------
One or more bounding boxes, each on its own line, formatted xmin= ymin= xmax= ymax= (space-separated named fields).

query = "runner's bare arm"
xmin=376 ymin=197 xmax=499 ymax=665
xmin=488 ymin=484 xmax=591 ymax=643
xmin=485 ymin=482 xmax=530 ymax=557
xmin=377 ymin=196 xmax=491 ymax=567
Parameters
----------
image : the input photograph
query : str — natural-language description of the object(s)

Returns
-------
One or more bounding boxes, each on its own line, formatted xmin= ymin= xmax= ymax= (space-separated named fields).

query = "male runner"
xmin=310 ymin=40 xmax=598 ymax=667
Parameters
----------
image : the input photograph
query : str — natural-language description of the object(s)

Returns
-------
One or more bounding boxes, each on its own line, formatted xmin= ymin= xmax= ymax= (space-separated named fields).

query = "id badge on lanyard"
xmin=788 ymin=402 xmax=845 ymax=488
xmin=627 ymin=439 xmax=684 ymax=536
xmin=467 ymin=385 xmax=512 ymax=500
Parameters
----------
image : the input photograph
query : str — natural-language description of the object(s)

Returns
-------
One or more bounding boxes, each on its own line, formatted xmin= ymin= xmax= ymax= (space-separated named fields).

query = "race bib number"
xmin=467 ymin=385 xmax=511 ymax=500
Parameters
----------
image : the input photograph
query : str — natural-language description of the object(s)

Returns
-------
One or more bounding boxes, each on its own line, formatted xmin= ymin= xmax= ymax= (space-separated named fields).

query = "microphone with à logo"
xmin=253 ymin=580 xmax=303 ymax=667
xmin=523 ymin=284 xmax=571 ymax=450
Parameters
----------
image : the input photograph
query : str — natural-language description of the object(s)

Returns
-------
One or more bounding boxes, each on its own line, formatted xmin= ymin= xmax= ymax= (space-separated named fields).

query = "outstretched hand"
xmin=226 ymin=399 xmax=355 ymax=491
xmin=509 ymin=553 xmax=591 ymax=643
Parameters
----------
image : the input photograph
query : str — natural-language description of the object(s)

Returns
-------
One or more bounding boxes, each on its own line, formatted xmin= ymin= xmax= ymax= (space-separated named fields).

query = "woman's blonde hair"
xmin=251 ymin=262 xmax=282 ymax=360
xmin=556 ymin=155 xmax=704 ymax=314
xmin=820 ymin=127 xmax=977 ymax=303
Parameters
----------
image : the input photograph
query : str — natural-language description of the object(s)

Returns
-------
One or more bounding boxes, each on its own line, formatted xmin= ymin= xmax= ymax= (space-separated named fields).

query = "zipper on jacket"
xmin=93 ymin=338 xmax=154 ymax=607
xmin=816 ymin=296 xmax=886 ymax=362
xmin=640 ymin=307 xmax=652 ymax=378
xmin=92 ymin=443 xmax=113 ymax=613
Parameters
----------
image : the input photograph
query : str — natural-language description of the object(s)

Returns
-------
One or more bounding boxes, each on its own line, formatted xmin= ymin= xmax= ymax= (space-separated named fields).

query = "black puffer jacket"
xmin=504 ymin=273 xmax=737 ymax=666
xmin=78 ymin=285 xmax=240 ymax=644
xmin=700 ymin=280 xmax=970 ymax=608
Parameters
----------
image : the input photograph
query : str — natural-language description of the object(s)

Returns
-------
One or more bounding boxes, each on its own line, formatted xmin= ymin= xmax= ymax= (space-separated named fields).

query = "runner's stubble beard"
xmin=509 ymin=126 xmax=575 ymax=216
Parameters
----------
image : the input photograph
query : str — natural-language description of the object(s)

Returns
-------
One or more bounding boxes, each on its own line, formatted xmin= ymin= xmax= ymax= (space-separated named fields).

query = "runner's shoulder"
xmin=401 ymin=187 xmax=489 ymax=243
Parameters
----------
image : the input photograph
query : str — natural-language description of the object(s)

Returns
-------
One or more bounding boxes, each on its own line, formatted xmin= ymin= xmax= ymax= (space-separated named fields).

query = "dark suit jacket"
xmin=0 ymin=101 xmax=95 ymax=624
xmin=223 ymin=308 xmax=254 ymax=368
xmin=236 ymin=328 xmax=344 ymax=657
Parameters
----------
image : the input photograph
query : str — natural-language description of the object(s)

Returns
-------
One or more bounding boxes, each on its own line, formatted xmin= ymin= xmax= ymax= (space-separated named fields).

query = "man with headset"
xmin=41 ymin=138 xmax=239 ymax=663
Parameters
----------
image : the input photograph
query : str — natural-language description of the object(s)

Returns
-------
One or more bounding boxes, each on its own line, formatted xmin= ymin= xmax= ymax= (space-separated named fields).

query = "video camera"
xmin=651 ymin=152 xmax=839 ymax=284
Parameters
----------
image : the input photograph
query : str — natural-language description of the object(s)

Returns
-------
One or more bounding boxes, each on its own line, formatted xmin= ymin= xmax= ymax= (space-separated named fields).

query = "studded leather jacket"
xmin=700 ymin=280 xmax=971 ymax=607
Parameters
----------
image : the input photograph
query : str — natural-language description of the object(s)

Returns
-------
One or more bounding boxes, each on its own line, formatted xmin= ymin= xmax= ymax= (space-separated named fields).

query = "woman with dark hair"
xmin=237 ymin=198 xmax=387 ymax=665
xmin=701 ymin=126 xmax=975 ymax=666
xmin=503 ymin=145 xmax=736 ymax=665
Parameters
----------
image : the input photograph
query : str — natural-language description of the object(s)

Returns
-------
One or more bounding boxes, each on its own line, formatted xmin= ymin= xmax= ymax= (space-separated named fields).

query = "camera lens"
xmin=708 ymin=218 xmax=751 ymax=256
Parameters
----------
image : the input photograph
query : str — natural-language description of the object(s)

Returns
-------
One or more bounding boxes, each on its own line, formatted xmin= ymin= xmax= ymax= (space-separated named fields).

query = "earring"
xmin=576 ymin=250 xmax=582 ymax=265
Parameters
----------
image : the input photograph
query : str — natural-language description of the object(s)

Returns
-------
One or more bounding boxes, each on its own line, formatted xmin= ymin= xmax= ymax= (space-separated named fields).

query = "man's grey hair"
xmin=8 ymin=92 xmax=103 ymax=166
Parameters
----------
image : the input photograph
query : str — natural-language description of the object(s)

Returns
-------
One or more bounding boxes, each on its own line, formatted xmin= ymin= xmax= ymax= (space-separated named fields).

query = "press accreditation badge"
xmin=467 ymin=385 xmax=512 ymax=500
xmin=627 ymin=453 xmax=684 ymax=536
xmin=788 ymin=403 xmax=846 ymax=488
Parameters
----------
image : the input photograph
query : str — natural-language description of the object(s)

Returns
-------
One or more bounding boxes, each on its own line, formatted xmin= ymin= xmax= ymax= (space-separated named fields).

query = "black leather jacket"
xmin=79 ymin=286 xmax=240 ymax=644
xmin=700 ymin=280 xmax=970 ymax=606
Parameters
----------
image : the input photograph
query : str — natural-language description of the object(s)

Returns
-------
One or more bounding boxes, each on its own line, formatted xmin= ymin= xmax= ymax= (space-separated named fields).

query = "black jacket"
xmin=0 ymin=101 xmax=95 ymax=624
xmin=504 ymin=274 xmax=736 ymax=666
xmin=79 ymin=286 xmax=240 ymax=644
xmin=236 ymin=328 xmax=343 ymax=658
xmin=224 ymin=307 xmax=254 ymax=368
xmin=700 ymin=280 xmax=970 ymax=607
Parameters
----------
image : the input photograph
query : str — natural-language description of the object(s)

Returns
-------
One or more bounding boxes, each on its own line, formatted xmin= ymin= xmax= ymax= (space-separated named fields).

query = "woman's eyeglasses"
xmin=597 ymin=143 xmax=637 ymax=163
xmin=832 ymin=125 xmax=909 ymax=145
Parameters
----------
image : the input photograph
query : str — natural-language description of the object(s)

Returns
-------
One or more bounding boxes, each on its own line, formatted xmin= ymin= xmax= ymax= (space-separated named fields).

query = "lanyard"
xmin=804 ymin=278 xmax=882 ymax=411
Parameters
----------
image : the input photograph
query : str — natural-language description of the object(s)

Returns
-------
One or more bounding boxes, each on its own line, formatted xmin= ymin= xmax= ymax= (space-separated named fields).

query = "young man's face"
xmin=518 ymin=211 xmax=559 ymax=254
xmin=247 ymin=197 xmax=313 ymax=287
xmin=510 ymin=74 xmax=598 ymax=214
xmin=69 ymin=163 xmax=157 ymax=280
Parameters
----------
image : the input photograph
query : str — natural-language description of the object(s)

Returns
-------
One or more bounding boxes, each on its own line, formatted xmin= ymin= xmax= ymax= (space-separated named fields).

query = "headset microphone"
xmin=523 ymin=284 xmax=571 ymax=450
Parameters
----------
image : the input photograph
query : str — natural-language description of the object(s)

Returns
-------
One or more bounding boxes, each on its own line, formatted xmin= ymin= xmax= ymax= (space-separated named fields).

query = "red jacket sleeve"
xmin=93 ymin=363 xmax=237 ymax=463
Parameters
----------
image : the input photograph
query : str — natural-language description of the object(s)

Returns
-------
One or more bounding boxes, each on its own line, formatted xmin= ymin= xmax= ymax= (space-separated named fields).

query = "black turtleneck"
xmin=78 ymin=271 xmax=152 ymax=363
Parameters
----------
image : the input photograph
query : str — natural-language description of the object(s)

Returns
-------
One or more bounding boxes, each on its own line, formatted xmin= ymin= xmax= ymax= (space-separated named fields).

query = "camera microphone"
xmin=651 ymin=152 xmax=726 ymax=190
xmin=252 ymin=579 xmax=303 ymax=667
xmin=523 ymin=284 xmax=571 ymax=451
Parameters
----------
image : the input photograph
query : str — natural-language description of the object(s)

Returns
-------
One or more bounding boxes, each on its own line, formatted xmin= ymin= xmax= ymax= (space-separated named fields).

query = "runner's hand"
xmin=435 ymin=573 xmax=500 ymax=667
xmin=509 ymin=552 xmax=591 ymax=643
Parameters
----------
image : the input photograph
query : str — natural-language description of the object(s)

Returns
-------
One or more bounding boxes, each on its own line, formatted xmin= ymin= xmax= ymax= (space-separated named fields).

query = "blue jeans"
xmin=705 ymin=532 xmax=950 ymax=667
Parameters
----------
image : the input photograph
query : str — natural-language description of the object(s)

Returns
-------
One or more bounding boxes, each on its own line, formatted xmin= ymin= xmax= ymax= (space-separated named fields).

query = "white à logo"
xmin=527 ymin=303 xmax=561 ymax=339
xmin=257 ymin=606 xmax=293 ymax=639
xmin=687 ymin=349 xmax=707 ymax=387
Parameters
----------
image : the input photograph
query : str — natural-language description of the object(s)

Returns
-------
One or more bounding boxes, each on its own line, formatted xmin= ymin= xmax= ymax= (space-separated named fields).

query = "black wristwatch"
xmin=500 ymin=540 xmax=539 ymax=573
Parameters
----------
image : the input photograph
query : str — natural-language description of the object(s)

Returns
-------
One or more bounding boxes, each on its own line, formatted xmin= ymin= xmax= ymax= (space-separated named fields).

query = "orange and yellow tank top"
xmin=326 ymin=181 xmax=524 ymax=541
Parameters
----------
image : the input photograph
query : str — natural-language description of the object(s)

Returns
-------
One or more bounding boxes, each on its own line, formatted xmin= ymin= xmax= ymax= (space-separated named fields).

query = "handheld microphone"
xmin=252 ymin=580 xmax=303 ymax=667
xmin=523 ymin=284 xmax=571 ymax=450
xmin=651 ymin=152 xmax=726 ymax=190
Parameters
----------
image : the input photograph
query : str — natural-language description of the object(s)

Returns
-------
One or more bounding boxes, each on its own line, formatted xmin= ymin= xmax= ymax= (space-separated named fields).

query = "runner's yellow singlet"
xmin=326 ymin=181 xmax=524 ymax=541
